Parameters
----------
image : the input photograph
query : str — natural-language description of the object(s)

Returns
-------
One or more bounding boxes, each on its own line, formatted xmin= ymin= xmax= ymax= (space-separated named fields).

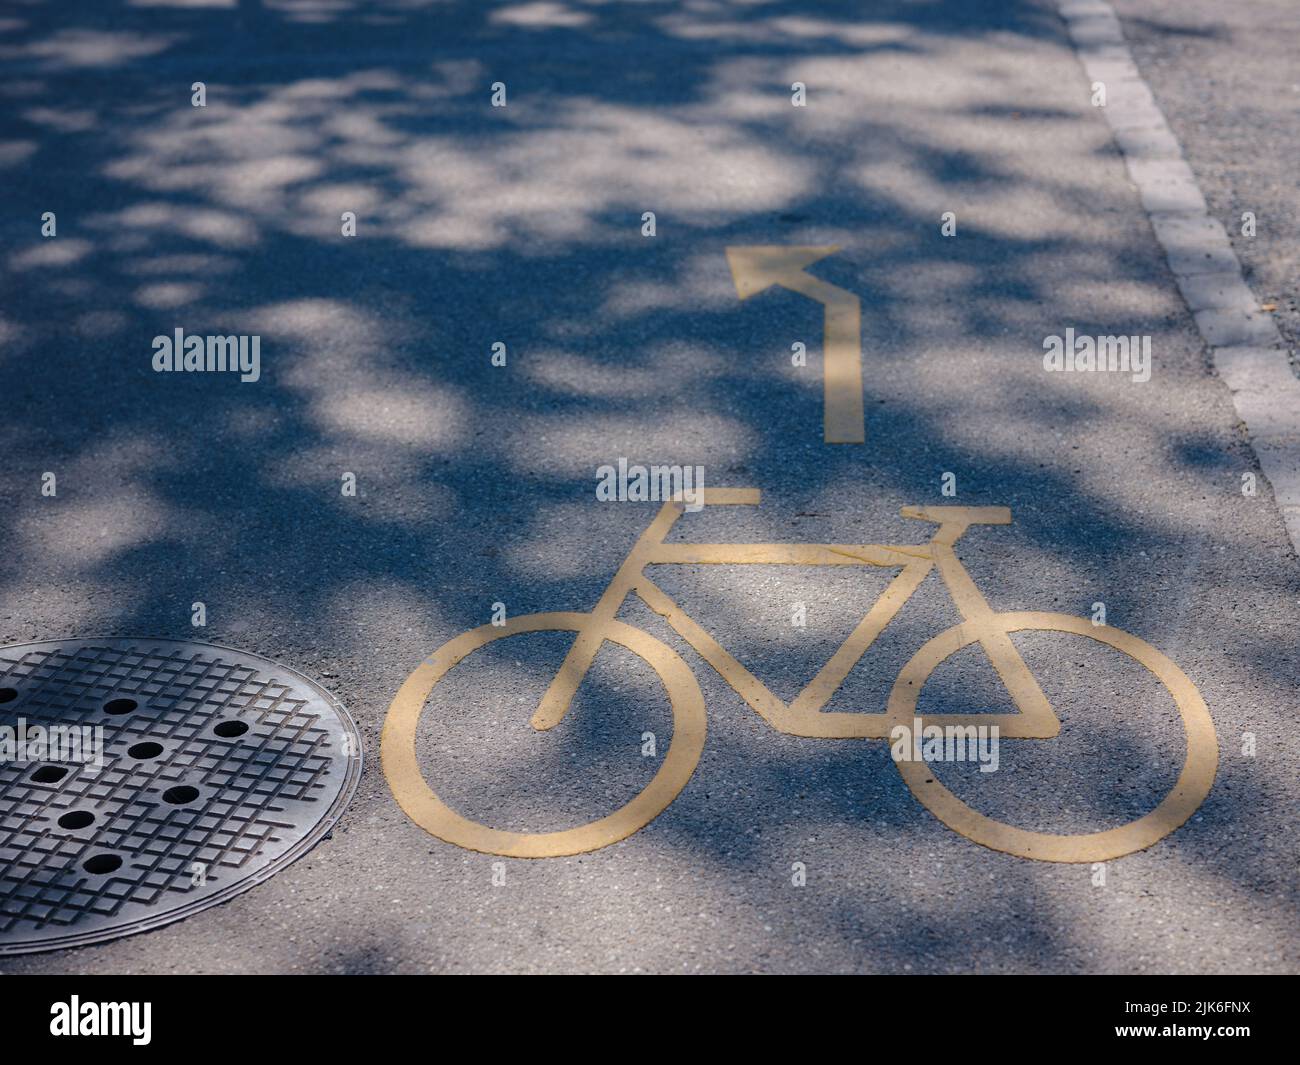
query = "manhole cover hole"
xmin=0 ymin=638 xmax=361 ymax=955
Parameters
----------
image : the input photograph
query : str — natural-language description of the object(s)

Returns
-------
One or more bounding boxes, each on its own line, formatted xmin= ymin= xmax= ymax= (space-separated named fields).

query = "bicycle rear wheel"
xmin=382 ymin=611 xmax=707 ymax=858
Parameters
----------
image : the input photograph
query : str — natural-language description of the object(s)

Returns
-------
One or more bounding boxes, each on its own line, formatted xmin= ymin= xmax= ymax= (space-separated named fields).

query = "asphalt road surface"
xmin=1117 ymin=0 xmax=1300 ymax=371
xmin=0 ymin=0 xmax=1296 ymax=974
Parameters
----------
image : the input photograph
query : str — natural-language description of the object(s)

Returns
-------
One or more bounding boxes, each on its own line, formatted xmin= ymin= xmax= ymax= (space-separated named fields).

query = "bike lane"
xmin=0 ymin=0 xmax=1296 ymax=973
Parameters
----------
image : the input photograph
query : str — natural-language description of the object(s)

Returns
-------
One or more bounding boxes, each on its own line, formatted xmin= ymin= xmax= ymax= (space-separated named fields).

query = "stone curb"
xmin=1057 ymin=0 xmax=1300 ymax=555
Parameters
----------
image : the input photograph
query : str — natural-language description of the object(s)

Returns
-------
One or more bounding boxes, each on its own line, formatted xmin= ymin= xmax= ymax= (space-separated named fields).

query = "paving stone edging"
xmin=1058 ymin=0 xmax=1300 ymax=556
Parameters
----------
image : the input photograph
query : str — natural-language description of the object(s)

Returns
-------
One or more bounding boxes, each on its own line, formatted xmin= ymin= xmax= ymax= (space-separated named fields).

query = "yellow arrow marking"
xmin=726 ymin=245 xmax=865 ymax=444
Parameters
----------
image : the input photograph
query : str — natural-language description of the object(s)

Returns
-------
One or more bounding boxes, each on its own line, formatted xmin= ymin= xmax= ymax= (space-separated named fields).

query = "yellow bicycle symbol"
xmin=383 ymin=489 xmax=1217 ymax=862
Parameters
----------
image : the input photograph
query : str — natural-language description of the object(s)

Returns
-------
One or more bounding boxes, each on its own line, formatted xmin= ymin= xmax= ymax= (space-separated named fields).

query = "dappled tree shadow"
xmin=0 ymin=0 xmax=1296 ymax=973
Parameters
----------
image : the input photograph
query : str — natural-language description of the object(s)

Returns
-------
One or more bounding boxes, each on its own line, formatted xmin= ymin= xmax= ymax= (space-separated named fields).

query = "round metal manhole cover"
xmin=0 ymin=638 xmax=361 ymax=955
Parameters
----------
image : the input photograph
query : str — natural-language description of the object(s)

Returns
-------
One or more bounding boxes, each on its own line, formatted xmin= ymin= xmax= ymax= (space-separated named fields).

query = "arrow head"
xmin=725 ymin=245 xmax=841 ymax=299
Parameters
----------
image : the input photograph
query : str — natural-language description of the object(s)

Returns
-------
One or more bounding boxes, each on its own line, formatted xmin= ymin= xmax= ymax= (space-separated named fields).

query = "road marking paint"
xmin=725 ymin=245 xmax=865 ymax=444
xmin=383 ymin=496 xmax=1216 ymax=861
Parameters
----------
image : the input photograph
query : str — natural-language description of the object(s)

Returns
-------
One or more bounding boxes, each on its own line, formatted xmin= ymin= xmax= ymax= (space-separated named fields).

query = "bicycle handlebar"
xmin=900 ymin=505 xmax=1012 ymax=525
xmin=675 ymin=491 xmax=1010 ymax=526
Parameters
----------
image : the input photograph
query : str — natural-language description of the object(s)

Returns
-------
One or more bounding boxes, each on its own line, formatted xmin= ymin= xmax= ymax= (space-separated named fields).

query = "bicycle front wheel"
xmin=887 ymin=611 xmax=1218 ymax=862
xmin=382 ymin=611 xmax=707 ymax=858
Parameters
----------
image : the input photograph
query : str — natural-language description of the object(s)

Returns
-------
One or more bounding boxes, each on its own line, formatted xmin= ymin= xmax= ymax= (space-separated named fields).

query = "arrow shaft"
xmin=785 ymin=274 xmax=865 ymax=444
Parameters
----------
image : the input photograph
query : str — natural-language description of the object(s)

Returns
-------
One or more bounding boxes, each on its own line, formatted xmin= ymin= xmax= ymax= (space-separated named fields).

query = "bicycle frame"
xmin=534 ymin=488 xmax=1061 ymax=740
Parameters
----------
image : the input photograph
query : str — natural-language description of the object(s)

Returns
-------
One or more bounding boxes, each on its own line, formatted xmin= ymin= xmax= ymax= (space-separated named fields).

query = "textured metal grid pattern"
xmin=0 ymin=639 xmax=361 ymax=954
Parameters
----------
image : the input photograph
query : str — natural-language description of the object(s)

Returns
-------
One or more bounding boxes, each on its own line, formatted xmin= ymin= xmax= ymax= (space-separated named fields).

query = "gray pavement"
xmin=1116 ymin=0 xmax=1300 ymax=372
xmin=0 ymin=0 xmax=1296 ymax=974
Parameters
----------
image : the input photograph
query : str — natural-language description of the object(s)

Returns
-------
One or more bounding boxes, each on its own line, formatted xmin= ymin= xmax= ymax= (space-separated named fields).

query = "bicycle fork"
xmin=902 ymin=507 xmax=1060 ymax=738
